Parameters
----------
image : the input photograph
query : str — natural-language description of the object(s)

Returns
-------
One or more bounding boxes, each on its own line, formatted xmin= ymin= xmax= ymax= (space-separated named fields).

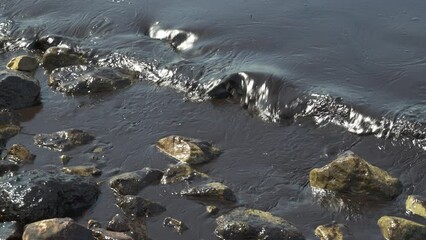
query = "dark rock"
xmin=314 ymin=223 xmax=344 ymax=240
xmin=7 ymin=144 xmax=35 ymax=163
xmin=0 ymin=221 xmax=21 ymax=240
xmin=62 ymin=165 xmax=102 ymax=177
xmin=377 ymin=216 xmax=426 ymax=240
xmin=48 ymin=65 xmax=137 ymax=95
xmin=116 ymin=195 xmax=166 ymax=218
xmin=406 ymin=195 xmax=426 ymax=218
xmin=0 ymin=160 xmax=19 ymax=176
xmin=181 ymin=182 xmax=236 ymax=203
xmin=107 ymin=214 xmax=130 ymax=232
xmin=0 ymin=169 xmax=99 ymax=223
xmin=156 ymin=135 xmax=220 ymax=164
xmin=109 ymin=168 xmax=163 ymax=195
xmin=91 ymin=228 xmax=134 ymax=240
xmin=161 ymin=162 xmax=208 ymax=184
xmin=34 ymin=129 xmax=94 ymax=151
xmin=163 ymin=217 xmax=188 ymax=234
xmin=27 ymin=35 xmax=64 ymax=52
xmin=215 ymin=208 xmax=305 ymax=240
xmin=42 ymin=47 xmax=87 ymax=72
xmin=0 ymin=71 xmax=40 ymax=109
xmin=7 ymin=55 xmax=38 ymax=72
xmin=23 ymin=218 xmax=94 ymax=240
xmin=87 ymin=219 xmax=102 ymax=229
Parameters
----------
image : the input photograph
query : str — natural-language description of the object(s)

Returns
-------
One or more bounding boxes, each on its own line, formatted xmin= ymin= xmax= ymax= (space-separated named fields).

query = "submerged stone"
xmin=7 ymin=55 xmax=38 ymax=72
xmin=377 ymin=216 xmax=426 ymax=240
xmin=314 ymin=224 xmax=344 ymax=240
xmin=62 ymin=165 xmax=102 ymax=177
xmin=109 ymin=168 xmax=163 ymax=195
xmin=156 ymin=135 xmax=220 ymax=164
xmin=23 ymin=218 xmax=94 ymax=240
xmin=309 ymin=151 xmax=402 ymax=199
xmin=7 ymin=144 xmax=35 ymax=163
xmin=0 ymin=221 xmax=21 ymax=240
xmin=42 ymin=46 xmax=87 ymax=72
xmin=163 ymin=217 xmax=188 ymax=234
xmin=116 ymin=195 xmax=166 ymax=218
xmin=181 ymin=182 xmax=236 ymax=203
xmin=406 ymin=195 xmax=426 ymax=218
xmin=161 ymin=162 xmax=208 ymax=184
xmin=215 ymin=208 xmax=305 ymax=240
xmin=0 ymin=169 xmax=99 ymax=223
xmin=0 ymin=71 xmax=40 ymax=109
xmin=34 ymin=128 xmax=94 ymax=151
xmin=91 ymin=228 xmax=134 ymax=240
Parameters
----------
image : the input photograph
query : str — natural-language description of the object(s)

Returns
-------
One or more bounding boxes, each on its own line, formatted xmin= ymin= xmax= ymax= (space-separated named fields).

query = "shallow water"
xmin=1 ymin=0 xmax=426 ymax=239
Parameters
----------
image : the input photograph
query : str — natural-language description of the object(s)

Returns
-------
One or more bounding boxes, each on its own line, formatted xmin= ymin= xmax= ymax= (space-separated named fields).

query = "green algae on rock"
xmin=406 ymin=195 xmax=426 ymax=218
xmin=156 ymin=135 xmax=220 ymax=164
xmin=309 ymin=151 xmax=402 ymax=199
xmin=377 ymin=216 xmax=426 ymax=240
xmin=181 ymin=182 xmax=236 ymax=203
xmin=314 ymin=224 xmax=344 ymax=240
xmin=7 ymin=55 xmax=38 ymax=72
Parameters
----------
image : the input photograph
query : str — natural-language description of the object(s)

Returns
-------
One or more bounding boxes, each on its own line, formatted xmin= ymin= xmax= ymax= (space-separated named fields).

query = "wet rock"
xmin=181 ymin=182 xmax=236 ymax=203
xmin=7 ymin=144 xmax=35 ymax=163
xmin=406 ymin=195 xmax=426 ymax=218
xmin=116 ymin=195 xmax=166 ymax=218
xmin=107 ymin=214 xmax=130 ymax=232
xmin=156 ymin=135 xmax=220 ymax=164
xmin=7 ymin=55 xmax=38 ymax=72
xmin=309 ymin=151 xmax=402 ymax=200
xmin=62 ymin=165 xmax=102 ymax=177
xmin=215 ymin=207 xmax=305 ymax=240
xmin=27 ymin=35 xmax=65 ymax=52
xmin=163 ymin=217 xmax=188 ymax=234
xmin=0 ymin=160 xmax=19 ymax=176
xmin=0 ymin=221 xmax=21 ymax=240
xmin=23 ymin=218 xmax=94 ymax=240
xmin=0 ymin=71 xmax=40 ymax=109
xmin=91 ymin=228 xmax=134 ymax=240
xmin=377 ymin=216 xmax=426 ymax=240
xmin=0 ymin=125 xmax=20 ymax=142
xmin=60 ymin=154 xmax=72 ymax=165
xmin=161 ymin=162 xmax=208 ymax=184
xmin=206 ymin=205 xmax=219 ymax=215
xmin=109 ymin=168 xmax=163 ymax=195
xmin=314 ymin=224 xmax=344 ymax=240
xmin=34 ymin=128 xmax=95 ymax=151
xmin=48 ymin=65 xmax=137 ymax=95
xmin=0 ymin=169 xmax=99 ymax=223
xmin=87 ymin=219 xmax=102 ymax=229
xmin=42 ymin=47 xmax=87 ymax=72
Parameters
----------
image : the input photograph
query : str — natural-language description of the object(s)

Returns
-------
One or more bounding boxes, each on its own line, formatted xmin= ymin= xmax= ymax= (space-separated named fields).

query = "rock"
xmin=0 ymin=160 xmax=19 ymax=176
xmin=163 ymin=217 xmax=188 ymax=234
xmin=109 ymin=168 xmax=163 ymax=195
xmin=42 ymin=47 xmax=87 ymax=72
xmin=181 ymin=182 xmax=236 ymax=203
xmin=60 ymin=154 xmax=72 ymax=164
xmin=215 ymin=208 xmax=305 ymax=240
xmin=206 ymin=205 xmax=219 ymax=215
xmin=0 ymin=221 xmax=21 ymax=240
xmin=62 ymin=165 xmax=102 ymax=177
xmin=406 ymin=195 xmax=426 ymax=218
xmin=34 ymin=129 xmax=95 ymax=151
xmin=7 ymin=144 xmax=35 ymax=163
xmin=314 ymin=224 xmax=344 ymax=240
xmin=0 ymin=109 xmax=20 ymax=141
xmin=91 ymin=228 xmax=134 ymax=240
xmin=0 ymin=125 xmax=20 ymax=142
xmin=161 ymin=162 xmax=208 ymax=184
xmin=0 ymin=169 xmax=99 ymax=223
xmin=116 ymin=195 xmax=166 ymax=218
xmin=48 ymin=65 xmax=137 ymax=95
xmin=27 ymin=35 xmax=65 ymax=52
xmin=377 ymin=216 xmax=426 ymax=240
xmin=107 ymin=214 xmax=130 ymax=232
xmin=87 ymin=219 xmax=102 ymax=229
xmin=156 ymin=135 xmax=220 ymax=164
xmin=309 ymin=151 xmax=402 ymax=200
xmin=0 ymin=71 xmax=40 ymax=109
xmin=22 ymin=218 xmax=94 ymax=240
xmin=7 ymin=55 xmax=38 ymax=72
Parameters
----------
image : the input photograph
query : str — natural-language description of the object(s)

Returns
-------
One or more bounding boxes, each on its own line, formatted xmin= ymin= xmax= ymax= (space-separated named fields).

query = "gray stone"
xmin=42 ymin=47 xmax=87 ymax=72
xmin=163 ymin=217 xmax=188 ymax=234
xmin=109 ymin=168 xmax=163 ymax=195
xmin=181 ymin=182 xmax=236 ymax=203
xmin=34 ymin=129 xmax=94 ymax=151
xmin=87 ymin=219 xmax=102 ymax=229
xmin=91 ymin=228 xmax=134 ymax=240
xmin=107 ymin=214 xmax=130 ymax=232
xmin=0 ymin=71 xmax=40 ymax=109
xmin=0 ymin=221 xmax=21 ymax=240
xmin=7 ymin=55 xmax=38 ymax=72
xmin=377 ymin=216 xmax=426 ymax=240
xmin=116 ymin=195 xmax=166 ymax=218
xmin=23 ymin=218 xmax=94 ymax=240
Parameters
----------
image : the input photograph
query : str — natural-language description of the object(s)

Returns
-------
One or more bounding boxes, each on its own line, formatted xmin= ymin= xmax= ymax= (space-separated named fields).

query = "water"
xmin=1 ymin=0 xmax=426 ymax=239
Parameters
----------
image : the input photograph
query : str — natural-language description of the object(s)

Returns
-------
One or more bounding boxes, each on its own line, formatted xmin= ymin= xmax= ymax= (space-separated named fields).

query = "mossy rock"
xmin=181 ymin=182 xmax=236 ymax=203
xmin=377 ymin=216 xmax=426 ymax=240
xmin=309 ymin=151 xmax=402 ymax=199
xmin=7 ymin=144 xmax=35 ymax=163
xmin=406 ymin=195 xmax=426 ymax=218
xmin=314 ymin=224 xmax=344 ymax=240
xmin=7 ymin=55 xmax=38 ymax=72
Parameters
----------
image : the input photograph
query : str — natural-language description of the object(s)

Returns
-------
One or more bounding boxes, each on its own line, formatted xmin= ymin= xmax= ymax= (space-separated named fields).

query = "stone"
xmin=181 ymin=182 xmax=236 ymax=203
xmin=109 ymin=168 xmax=163 ymax=195
xmin=116 ymin=195 xmax=166 ymax=218
xmin=42 ymin=47 xmax=87 ymax=72
xmin=206 ymin=205 xmax=219 ymax=215
xmin=27 ymin=35 xmax=65 ymax=52
xmin=0 ymin=169 xmax=99 ymax=223
xmin=87 ymin=219 xmax=102 ymax=229
xmin=62 ymin=165 xmax=102 ymax=177
xmin=377 ymin=216 xmax=426 ymax=240
xmin=406 ymin=195 xmax=426 ymax=218
xmin=309 ymin=151 xmax=402 ymax=200
xmin=0 ymin=160 xmax=19 ymax=176
xmin=0 ymin=109 xmax=20 ymax=142
xmin=0 ymin=125 xmax=20 ymax=141
xmin=107 ymin=214 xmax=130 ymax=232
xmin=48 ymin=65 xmax=138 ymax=95
xmin=60 ymin=154 xmax=72 ymax=164
xmin=156 ymin=135 xmax=220 ymax=164
xmin=0 ymin=221 xmax=21 ymax=240
xmin=215 ymin=208 xmax=305 ymax=240
xmin=91 ymin=228 xmax=134 ymax=240
xmin=0 ymin=71 xmax=40 ymax=109
xmin=22 ymin=218 xmax=94 ymax=240
xmin=314 ymin=224 xmax=344 ymax=240
xmin=7 ymin=144 xmax=35 ymax=163
xmin=7 ymin=55 xmax=38 ymax=72
xmin=161 ymin=162 xmax=208 ymax=184
xmin=34 ymin=129 xmax=94 ymax=151
xmin=163 ymin=217 xmax=188 ymax=234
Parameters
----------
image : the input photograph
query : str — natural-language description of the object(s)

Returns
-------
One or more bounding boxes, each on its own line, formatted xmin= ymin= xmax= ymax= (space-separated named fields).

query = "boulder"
xmin=22 ymin=218 xmax=94 ymax=240
xmin=314 ymin=224 xmax=344 ymax=240
xmin=406 ymin=195 xmax=426 ymax=218
xmin=181 ymin=182 xmax=236 ymax=203
xmin=0 ymin=221 xmax=21 ymax=240
xmin=34 ymin=129 xmax=94 ymax=151
xmin=62 ymin=165 xmax=102 ymax=177
xmin=7 ymin=55 xmax=38 ymax=72
xmin=116 ymin=195 xmax=166 ymax=218
xmin=91 ymin=228 xmax=134 ymax=240
xmin=156 ymin=135 xmax=220 ymax=164
xmin=42 ymin=47 xmax=87 ymax=72
xmin=0 ymin=169 xmax=99 ymax=223
xmin=7 ymin=144 xmax=35 ymax=163
xmin=0 ymin=71 xmax=40 ymax=109
xmin=109 ymin=168 xmax=163 ymax=195
xmin=48 ymin=65 xmax=138 ymax=95
xmin=309 ymin=151 xmax=402 ymax=199
xmin=163 ymin=217 xmax=188 ymax=234
xmin=215 ymin=208 xmax=305 ymax=240
xmin=377 ymin=216 xmax=426 ymax=240
xmin=107 ymin=214 xmax=130 ymax=232
xmin=161 ymin=162 xmax=208 ymax=184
